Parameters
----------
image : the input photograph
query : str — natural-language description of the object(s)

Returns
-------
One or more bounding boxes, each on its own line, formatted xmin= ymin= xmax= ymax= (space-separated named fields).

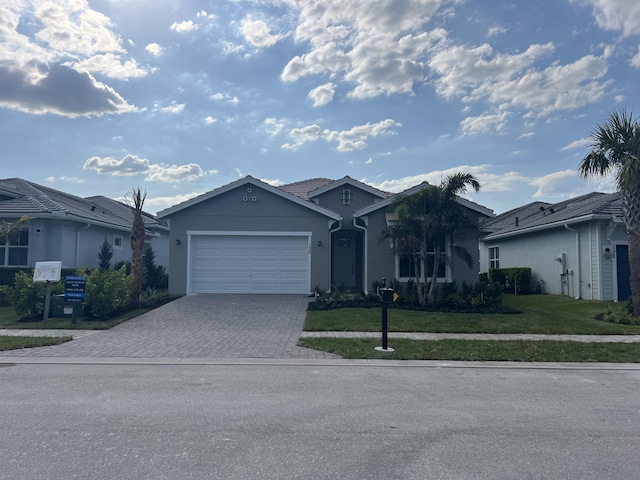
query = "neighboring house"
xmin=157 ymin=175 xmax=493 ymax=295
xmin=0 ymin=178 xmax=169 ymax=270
xmin=479 ymin=192 xmax=630 ymax=302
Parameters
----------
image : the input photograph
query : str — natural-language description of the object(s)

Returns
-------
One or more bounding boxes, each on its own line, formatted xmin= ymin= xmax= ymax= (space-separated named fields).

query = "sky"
xmin=2 ymin=0 xmax=639 ymax=215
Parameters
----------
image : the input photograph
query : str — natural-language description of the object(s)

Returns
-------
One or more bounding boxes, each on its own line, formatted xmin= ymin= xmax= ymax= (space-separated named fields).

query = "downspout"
xmin=75 ymin=223 xmax=91 ymax=267
xmin=328 ymin=220 xmax=342 ymax=293
xmin=353 ymin=216 xmax=368 ymax=294
xmin=565 ymin=224 xmax=581 ymax=299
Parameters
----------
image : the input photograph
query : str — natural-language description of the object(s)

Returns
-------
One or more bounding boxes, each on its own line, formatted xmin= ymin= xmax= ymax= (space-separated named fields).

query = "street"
xmin=1 ymin=362 xmax=639 ymax=479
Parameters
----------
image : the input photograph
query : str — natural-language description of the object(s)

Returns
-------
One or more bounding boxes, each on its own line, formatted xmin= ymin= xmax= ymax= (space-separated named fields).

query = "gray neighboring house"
xmin=0 ymin=178 xmax=169 ymax=270
xmin=157 ymin=175 xmax=493 ymax=295
xmin=479 ymin=192 xmax=630 ymax=301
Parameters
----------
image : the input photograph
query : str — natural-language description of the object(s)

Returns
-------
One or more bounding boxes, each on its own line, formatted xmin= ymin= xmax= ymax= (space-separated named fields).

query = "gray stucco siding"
xmin=165 ymin=185 xmax=335 ymax=295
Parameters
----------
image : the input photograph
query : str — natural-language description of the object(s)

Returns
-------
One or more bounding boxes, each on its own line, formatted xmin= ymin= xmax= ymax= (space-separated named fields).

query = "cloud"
xmin=157 ymin=102 xmax=185 ymax=114
xmin=308 ymin=83 xmax=336 ymax=106
xmin=460 ymin=110 xmax=510 ymax=135
xmin=365 ymin=165 xmax=530 ymax=194
xmin=241 ymin=18 xmax=286 ymax=48
xmin=529 ymin=169 xmax=615 ymax=198
xmin=582 ymin=0 xmax=640 ymax=37
xmin=204 ymin=116 xmax=218 ymax=125
xmin=171 ymin=20 xmax=197 ymax=33
xmin=0 ymin=0 xmax=138 ymax=117
xmin=145 ymin=43 xmax=164 ymax=56
xmin=518 ymin=132 xmax=535 ymax=140
xmin=0 ymin=62 xmax=136 ymax=117
xmin=210 ymin=92 xmax=239 ymax=104
xmin=263 ymin=117 xmax=288 ymax=136
xmin=69 ymin=53 xmax=148 ymax=80
xmin=282 ymin=119 xmax=401 ymax=151
xmin=429 ymin=42 xmax=609 ymax=116
xmin=487 ymin=25 xmax=507 ymax=37
xmin=560 ymin=137 xmax=592 ymax=151
xmin=83 ymin=154 xmax=210 ymax=182
xmin=281 ymin=0 xmax=448 ymax=98
xmin=145 ymin=192 xmax=205 ymax=215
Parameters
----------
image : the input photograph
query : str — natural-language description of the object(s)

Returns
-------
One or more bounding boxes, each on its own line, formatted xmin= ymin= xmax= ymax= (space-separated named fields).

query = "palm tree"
xmin=0 ymin=215 xmax=31 ymax=243
xmin=129 ymin=188 xmax=147 ymax=302
xmin=579 ymin=109 xmax=640 ymax=316
xmin=381 ymin=173 xmax=481 ymax=305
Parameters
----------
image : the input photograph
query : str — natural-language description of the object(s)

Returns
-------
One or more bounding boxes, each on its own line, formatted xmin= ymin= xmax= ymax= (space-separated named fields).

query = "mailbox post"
xmin=376 ymin=286 xmax=396 ymax=353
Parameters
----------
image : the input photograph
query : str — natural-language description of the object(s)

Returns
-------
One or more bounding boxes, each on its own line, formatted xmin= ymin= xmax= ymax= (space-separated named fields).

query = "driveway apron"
xmin=2 ymin=295 xmax=339 ymax=359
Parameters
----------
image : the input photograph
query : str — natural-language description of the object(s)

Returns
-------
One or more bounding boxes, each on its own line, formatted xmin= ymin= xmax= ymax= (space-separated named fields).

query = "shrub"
xmin=85 ymin=265 xmax=133 ymax=318
xmin=98 ymin=238 xmax=114 ymax=269
xmin=9 ymin=271 xmax=63 ymax=318
xmin=488 ymin=268 xmax=533 ymax=294
xmin=143 ymin=244 xmax=168 ymax=290
xmin=603 ymin=298 xmax=639 ymax=325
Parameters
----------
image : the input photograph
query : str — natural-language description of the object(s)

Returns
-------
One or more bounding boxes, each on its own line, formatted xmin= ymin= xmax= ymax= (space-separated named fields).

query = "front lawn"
xmin=297 ymin=337 xmax=640 ymax=362
xmin=304 ymin=294 xmax=640 ymax=335
xmin=0 ymin=335 xmax=72 ymax=351
xmin=0 ymin=306 xmax=154 ymax=330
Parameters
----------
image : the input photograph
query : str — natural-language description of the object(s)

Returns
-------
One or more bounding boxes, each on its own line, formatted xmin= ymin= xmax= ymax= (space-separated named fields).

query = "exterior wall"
xmin=314 ymin=186 xmax=383 ymax=219
xmin=165 ymin=184 xmax=334 ymax=295
xmin=480 ymin=221 xmax=623 ymax=300
xmin=360 ymin=208 xmax=396 ymax=292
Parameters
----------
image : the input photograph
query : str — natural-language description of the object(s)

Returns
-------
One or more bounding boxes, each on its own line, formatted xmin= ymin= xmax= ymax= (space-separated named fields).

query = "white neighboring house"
xmin=0 ymin=178 xmax=169 ymax=270
xmin=479 ymin=192 xmax=630 ymax=302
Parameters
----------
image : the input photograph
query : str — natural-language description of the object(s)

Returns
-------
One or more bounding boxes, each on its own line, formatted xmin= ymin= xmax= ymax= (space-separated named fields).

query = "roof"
xmin=0 ymin=178 xmax=166 ymax=233
xmin=483 ymin=192 xmax=623 ymax=240
xmin=277 ymin=178 xmax=335 ymax=201
xmin=354 ymin=181 xmax=495 ymax=218
xmin=86 ymin=195 xmax=168 ymax=230
xmin=156 ymin=176 xmax=342 ymax=220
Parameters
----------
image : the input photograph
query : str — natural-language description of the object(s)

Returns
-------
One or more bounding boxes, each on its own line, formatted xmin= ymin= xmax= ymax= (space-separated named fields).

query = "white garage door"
xmin=188 ymin=234 xmax=311 ymax=294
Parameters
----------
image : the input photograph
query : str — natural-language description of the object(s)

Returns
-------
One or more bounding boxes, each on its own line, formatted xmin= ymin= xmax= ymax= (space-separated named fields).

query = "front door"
xmin=616 ymin=244 xmax=631 ymax=302
xmin=332 ymin=230 xmax=358 ymax=289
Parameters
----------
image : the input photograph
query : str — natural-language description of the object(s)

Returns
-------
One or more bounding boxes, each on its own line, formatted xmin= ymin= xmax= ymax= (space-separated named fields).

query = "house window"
xmin=1 ymin=227 xmax=29 ymax=266
xmin=398 ymin=241 xmax=446 ymax=280
xmin=341 ymin=188 xmax=352 ymax=205
xmin=114 ymin=235 xmax=123 ymax=250
xmin=489 ymin=246 xmax=499 ymax=269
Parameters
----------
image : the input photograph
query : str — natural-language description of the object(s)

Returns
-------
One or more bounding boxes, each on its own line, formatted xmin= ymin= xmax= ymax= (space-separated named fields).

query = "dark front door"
xmin=331 ymin=230 xmax=361 ymax=290
xmin=616 ymin=244 xmax=631 ymax=302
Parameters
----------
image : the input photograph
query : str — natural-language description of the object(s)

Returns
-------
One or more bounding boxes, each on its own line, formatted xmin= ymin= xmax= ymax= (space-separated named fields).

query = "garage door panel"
xmin=189 ymin=235 xmax=310 ymax=294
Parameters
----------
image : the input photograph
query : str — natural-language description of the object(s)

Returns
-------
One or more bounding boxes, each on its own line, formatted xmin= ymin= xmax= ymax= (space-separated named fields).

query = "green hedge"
xmin=487 ymin=267 xmax=533 ymax=294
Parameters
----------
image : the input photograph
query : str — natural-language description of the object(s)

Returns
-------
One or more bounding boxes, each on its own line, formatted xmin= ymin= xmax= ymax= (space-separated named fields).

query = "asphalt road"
xmin=1 ymin=362 xmax=639 ymax=480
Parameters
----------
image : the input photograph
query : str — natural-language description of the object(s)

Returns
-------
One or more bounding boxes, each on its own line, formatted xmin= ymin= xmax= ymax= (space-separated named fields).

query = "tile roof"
xmin=483 ymin=191 xmax=623 ymax=239
xmin=0 ymin=178 xmax=165 ymax=232
xmin=277 ymin=178 xmax=336 ymax=201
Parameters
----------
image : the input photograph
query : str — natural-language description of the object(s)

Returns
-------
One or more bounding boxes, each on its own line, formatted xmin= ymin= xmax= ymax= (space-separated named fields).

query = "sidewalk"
xmin=4 ymin=328 xmax=640 ymax=343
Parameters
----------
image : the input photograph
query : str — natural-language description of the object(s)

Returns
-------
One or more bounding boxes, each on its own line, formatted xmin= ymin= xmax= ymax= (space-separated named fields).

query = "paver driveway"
xmin=2 ymin=295 xmax=339 ymax=359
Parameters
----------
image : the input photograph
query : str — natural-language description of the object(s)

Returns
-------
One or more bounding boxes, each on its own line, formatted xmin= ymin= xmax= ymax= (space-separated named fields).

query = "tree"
xmin=381 ymin=173 xmax=481 ymax=305
xmin=128 ymin=188 xmax=147 ymax=302
xmin=97 ymin=238 xmax=114 ymax=269
xmin=0 ymin=215 xmax=31 ymax=243
xmin=579 ymin=109 xmax=640 ymax=316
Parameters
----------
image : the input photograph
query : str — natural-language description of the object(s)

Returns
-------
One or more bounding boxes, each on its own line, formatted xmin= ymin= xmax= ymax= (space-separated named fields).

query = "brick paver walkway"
xmin=1 ymin=295 xmax=339 ymax=359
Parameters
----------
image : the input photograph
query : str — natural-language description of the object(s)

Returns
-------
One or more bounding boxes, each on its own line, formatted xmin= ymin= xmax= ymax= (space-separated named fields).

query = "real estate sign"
xmin=64 ymin=276 xmax=86 ymax=303
xmin=33 ymin=261 xmax=62 ymax=282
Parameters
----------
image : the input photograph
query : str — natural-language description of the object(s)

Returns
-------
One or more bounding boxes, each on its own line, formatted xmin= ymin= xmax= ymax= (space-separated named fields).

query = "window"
xmin=114 ymin=235 xmax=123 ymax=249
xmin=398 ymin=240 xmax=447 ymax=280
xmin=341 ymin=188 xmax=352 ymax=205
xmin=489 ymin=246 xmax=499 ymax=269
xmin=1 ymin=227 xmax=29 ymax=266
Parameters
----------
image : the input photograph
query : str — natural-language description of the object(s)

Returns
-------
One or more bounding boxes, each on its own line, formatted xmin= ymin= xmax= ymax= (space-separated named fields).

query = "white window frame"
xmin=1 ymin=226 xmax=29 ymax=266
xmin=489 ymin=246 xmax=500 ymax=269
xmin=114 ymin=235 xmax=123 ymax=250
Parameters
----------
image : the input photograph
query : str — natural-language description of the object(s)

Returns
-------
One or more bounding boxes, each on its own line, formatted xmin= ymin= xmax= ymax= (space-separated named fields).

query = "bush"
xmin=488 ymin=267 xmax=533 ymax=294
xmin=602 ymin=298 xmax=639 ymax=325
xmin=85 ymin=265 xmax=133 ymax=318
xmin=9 ymin=271 xmax=63 ymax=318
xmin=143 ymin=244 xmax=168 ymax=290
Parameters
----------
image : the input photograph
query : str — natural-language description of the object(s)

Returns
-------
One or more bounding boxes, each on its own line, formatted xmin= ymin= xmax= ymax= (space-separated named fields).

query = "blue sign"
xmin=65 ymin=275 xmax=86 ymax=303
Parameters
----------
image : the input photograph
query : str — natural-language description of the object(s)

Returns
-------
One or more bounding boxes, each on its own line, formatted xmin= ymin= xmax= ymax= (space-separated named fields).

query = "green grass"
xmin=298 ymin=337 xmax=640 ymax=362
xmin=0 ymin=335 xmax=72 ymax=351
xmin=0 ymin=306 xmax=153 ymax=330
xmin=304 ymin=294 xmax=640 ymax=335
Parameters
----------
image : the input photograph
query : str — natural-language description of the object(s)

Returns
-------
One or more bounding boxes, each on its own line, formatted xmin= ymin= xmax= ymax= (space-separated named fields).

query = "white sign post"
xmin=33 ymin=261 xmax=62 ymax=324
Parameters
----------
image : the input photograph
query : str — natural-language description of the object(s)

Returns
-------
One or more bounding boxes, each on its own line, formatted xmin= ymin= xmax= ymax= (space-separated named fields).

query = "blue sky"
xmin=2 ymin=0 xmax=639 ymax=214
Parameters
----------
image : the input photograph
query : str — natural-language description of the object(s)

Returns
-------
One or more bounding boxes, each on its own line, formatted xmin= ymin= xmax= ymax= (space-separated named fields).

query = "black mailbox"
xmin=380 ymin=288 xmax=395 ymax=304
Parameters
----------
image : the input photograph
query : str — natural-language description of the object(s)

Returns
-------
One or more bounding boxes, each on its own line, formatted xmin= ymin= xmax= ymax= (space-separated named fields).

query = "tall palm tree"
xmin=0 ymin=215 xmax=31 ymax=243
xmin=579 ymin=109 xmax=640 ymax=316
xmin=129 ymin=188 xmax=147 ymax=302
xmin=424 ymin=173 xmax=481 ymax=304
xmin=381 ymin=173 xmax=481 ymax=305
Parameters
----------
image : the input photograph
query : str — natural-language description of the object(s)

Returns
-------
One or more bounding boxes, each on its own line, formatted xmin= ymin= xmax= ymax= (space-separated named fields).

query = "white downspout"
xmin=565 ymin=224 xmax=581 ymax=299
xmin=75 ymin=223 xmax=91 ymax=267
xmin=328 ymin=220 xmax=342 ymax=293
xmin=353 ymin=216 xmax=368 ymax=294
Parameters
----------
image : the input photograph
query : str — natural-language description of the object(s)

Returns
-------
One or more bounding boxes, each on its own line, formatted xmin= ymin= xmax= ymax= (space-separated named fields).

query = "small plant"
xmin=97 ymin=238 xmax=114 ymax=269
xmin=603 ymin=298 xmax=639 ymax=325
xmin=9 ymin=271 xmax=63 ymax=318
xmin=85 ymin=265 xmax=133 ymax=318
